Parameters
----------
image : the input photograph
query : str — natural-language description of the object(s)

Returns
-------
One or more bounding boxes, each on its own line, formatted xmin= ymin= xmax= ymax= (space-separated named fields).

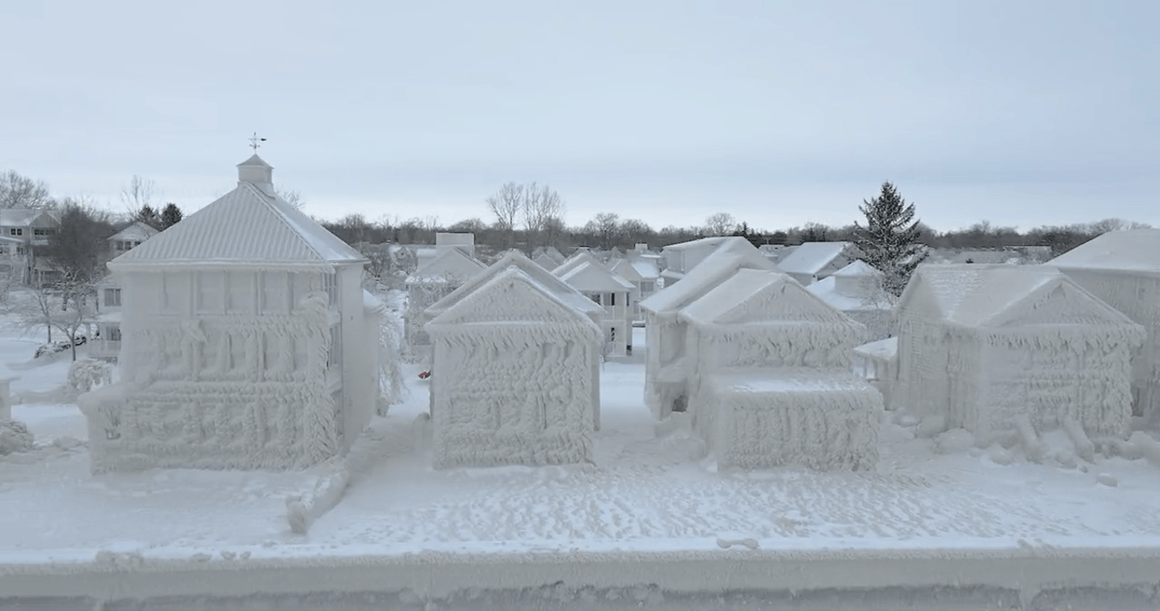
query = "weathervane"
xmin=249 ymin=132 xmax=267 ymax=152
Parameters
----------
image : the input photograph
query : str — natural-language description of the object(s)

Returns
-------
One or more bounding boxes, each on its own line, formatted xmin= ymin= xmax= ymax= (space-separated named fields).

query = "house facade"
xmin=892 ymin=264 xmax=1144 ymax=444
xmin=425 ymin=267 xmax=602 ymax=468
xmin=1050 ymin=229 xmax=1160 ymax=422
xmin=78 ymin=154 xmax=382 ymax=472
xmin=776 ymin=241 xmax=856 ymax=286
xmin=806 ymin=260 xmax=896 ymax=341
xmin=0 ymin=209 xmax=60 ymax=284
xmin=554 ymin=251 xmax=634 ymax=356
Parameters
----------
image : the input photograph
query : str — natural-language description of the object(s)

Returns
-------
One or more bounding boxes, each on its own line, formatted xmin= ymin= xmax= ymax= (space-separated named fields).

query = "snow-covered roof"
xmin=807 ymin=276 xmax=895 ymax=311
xmin=640 ymin=239 xmax=779 ymax=315
xmin=107 ymin=221 xmax=159 ymax=243
xmin=660 ymin=236 xmax=735 ymax=252
xmin=679 ymin=269 xmax=850 ymax=327
xmin=411 ymin=246 xmax=485 ymax=282
xmin=0 ymin=209 xmax=57 ymax=227
xmin=853 ymin=336 xmax=898 ymax=359
xmin=831 ymin=260 xmax=883 ymax=278
xmin=532 ymin=252 xmax=560 ymax=270
xmin=629 ymin=259 xmax=660 ymax=280
xmin=110 ymin=156 xmax=365 ymax=271
xmin=898 ymin=264 xmax=1141 ymax=328
xmin=1049 ymin=229 xmax=1160 ymax=275
xmin=558 ymin=260 xmax=634 ymax=293
xmin=608 ymin=258 xmax=642 ymax=282
xmin=424 ymin=250 xmax=601 ymax=322
xmin=426 ymin=266 xmax=602 ymax=338
xmin=776 ymin=242 xmax=852 ymax=276
xmin=552 ymin=250 xmax=604 ymax=277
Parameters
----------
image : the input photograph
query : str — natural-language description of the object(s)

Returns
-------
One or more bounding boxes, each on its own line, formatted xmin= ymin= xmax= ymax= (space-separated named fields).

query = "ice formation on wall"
xmin=426 ymin=267 xmax=602 ymax=468
xmin=676 ymin=269 xmax=877 ymax=470
xmin=807 ymin=260 xmax=896 ymax=341
xmin=892 ymin=264 xmax=1145 ymax=444
xmin=1049 ymin=229 xmax=1160 ymax=421
xmin=78 ymin=155 xmax=382 ymax=472
xmin=640 ymin=238 xmax=780 ymax=418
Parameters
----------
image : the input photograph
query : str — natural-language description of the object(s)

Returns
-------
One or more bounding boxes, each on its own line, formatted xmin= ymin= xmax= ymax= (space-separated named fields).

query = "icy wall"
xmin=431 ymin=331 xmax=596 ymax=468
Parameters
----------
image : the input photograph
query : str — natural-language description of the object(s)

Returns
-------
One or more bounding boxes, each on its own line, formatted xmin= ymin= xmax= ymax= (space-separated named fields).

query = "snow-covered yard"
xmin=3 ymin=326 xmax=1160 ymax=607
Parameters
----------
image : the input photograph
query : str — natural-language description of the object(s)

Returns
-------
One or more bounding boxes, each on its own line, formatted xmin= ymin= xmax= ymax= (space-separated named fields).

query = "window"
xmin=590 ymin=293 xmax=601 ymax=304
xmin=15 ymin=246 xmax=23 ymax=256
xmin=33 ymin=228 xmax=55 ymax=236
xmin=609 ymin=293 xmax=617 ymax=306
xmin=108 ymin=326 xmax=122 ymax=342
xmin=323 ymin=272 xmax=338 ymax=307
xmin=9 ymin=228 xmax=22 ymax=236
xmin=103 ymin=288 xmax=122 ymax=307
xmin=327 ymin=324 xmax=342 ymax=369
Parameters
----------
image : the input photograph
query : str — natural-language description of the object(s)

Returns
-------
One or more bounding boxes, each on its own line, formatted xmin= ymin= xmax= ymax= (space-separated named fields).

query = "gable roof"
xmin=410 ymin=246 xmax=485 ymax=281
xmin=426 ymin=266 xmax=601 ymax=339
xmin=608 ymin=258 xmax=643 ymax=282
xmin=0 ymin=209 xmax=58 ymax=227
xmin=107 ymin=221 xmax=160 ymax=243
xmin=776 ymin=242 xmax=853 ymax=276
xmin=680 ymin=269 xmax=852 ymax=326
xmin=552 ymin=250 xmax=604 ymax=277
xmin=109 ymin=157 xmax=365 ymax=271
xmin=640 ymin=238 xmax=779 ymax=315
xmin=807 ymin=275 xmax=896 ymax=311
xmin=533 ymin=252 xmax=561 ymax=270
xmin=1049 ymin=229 xmax=1160 ymax=275
xmin=831 ymin=259 xmax=883 ymax=278
xmin=661 ymin=236 xmax=736 ymax=252
xmin=424 ymin=249 xmax=601 ymax=322
xmin=898 ymin=264 xmax=1139 ymax=328
xmin=558 ymin=259 xmax=634 ymax=293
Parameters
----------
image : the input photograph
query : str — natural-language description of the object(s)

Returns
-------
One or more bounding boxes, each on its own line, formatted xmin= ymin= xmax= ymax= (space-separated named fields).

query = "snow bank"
xmin=0 ymin=419 xmax=32 ymax=455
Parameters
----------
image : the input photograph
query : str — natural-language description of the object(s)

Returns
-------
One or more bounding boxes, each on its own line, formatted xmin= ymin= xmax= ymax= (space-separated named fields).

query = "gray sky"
xmin=2 ymin=0 xmax=1157 ymax=233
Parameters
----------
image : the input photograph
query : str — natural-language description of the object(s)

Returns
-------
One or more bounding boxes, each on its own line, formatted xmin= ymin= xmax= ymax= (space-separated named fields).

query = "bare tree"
xmin=519 ymin=182 xmax=565 ymax=250
xmin=276 ymin=187 xmax=305 ymax=209
xmin=121 ymin=175 xmax=157 ymax=211
xmin=0 ymin=170 xmax=53 ymax=209
xmin=704 ymin=212 xmax=737 ymax=236
xmin=485 ymin=183 xmax=523 ymax=247
xmin=584 ymin=212 xmax=621 ymax=249
xmin=16 ymin=272 xmax=98 ymax=361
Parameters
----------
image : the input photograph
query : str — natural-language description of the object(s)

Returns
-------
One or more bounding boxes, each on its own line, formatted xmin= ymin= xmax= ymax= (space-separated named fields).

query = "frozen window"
xmin=108 ymin=325 xmax=122 ymax=342
xmin=9 ymin=228 xmax=22 ymax=236
xmin=327 ymin=324 xmax=342 ymax=369
xmin=323 ymin=272 xmax=338 ymax=307
xmin=103 ymin=288 xmax=121 ymax=307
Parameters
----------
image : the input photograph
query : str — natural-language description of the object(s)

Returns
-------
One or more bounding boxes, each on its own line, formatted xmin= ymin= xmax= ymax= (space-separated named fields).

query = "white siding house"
xmin=78 ymin=154 xmax=383 ymax=472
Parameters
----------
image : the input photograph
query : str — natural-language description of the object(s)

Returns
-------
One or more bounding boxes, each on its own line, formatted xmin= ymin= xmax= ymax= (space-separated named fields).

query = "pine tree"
xmin=854 ymin=182 xmax=927 ymax=296
xmin=160 ymin=203 xmax=183 ymax=229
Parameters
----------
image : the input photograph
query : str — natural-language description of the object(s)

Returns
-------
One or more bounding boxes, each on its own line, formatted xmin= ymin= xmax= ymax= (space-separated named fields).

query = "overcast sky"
xmin=2 ymin=0 xmax=1156 ymax=233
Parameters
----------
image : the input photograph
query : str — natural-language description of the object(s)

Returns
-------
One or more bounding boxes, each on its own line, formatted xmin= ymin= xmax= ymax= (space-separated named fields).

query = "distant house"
xmin=1050 ymin=229 xmax=1160 ymax=421
xmin=639 ymin=238 xmax=779 ymax=418
xmin=892 ymin=264 xmax=1143 ymax=444
xmin=659 ymin=236 xmax=745 ymax=286
xmin=608 ymin=257 xmax=661 ymax=320
xmin=425 ymin=266 xmax=603 ymax=468
xmin=776 ymin=241 xmax=857 ymax=286
xmin=678 ymin=269 xmax=877 ymax=471
xmin=807 ymin=260 xmax=896 ymax=341
xmin=0 ymin=209 xmax=60 ymax=284
xmin=107 ymin=222 xmax=160 ymax=258
xmin=78 ymin=154 xmax=383 ymax=472
xmin=404 ymin=246 xmax=486 ymax=349
xmin=91 ymin=273 xmax=125 ymax=361
xmin=554 ymin=251 xmax=635 ymax=356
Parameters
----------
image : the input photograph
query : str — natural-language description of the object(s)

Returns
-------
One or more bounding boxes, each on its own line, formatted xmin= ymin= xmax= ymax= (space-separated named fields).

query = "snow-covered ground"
xmin=3 ymin=325 xmax=1160 ymax=608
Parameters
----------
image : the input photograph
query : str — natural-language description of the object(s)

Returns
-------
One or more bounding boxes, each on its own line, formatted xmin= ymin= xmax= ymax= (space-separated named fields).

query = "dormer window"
xmin=9 ymin=228 xmax=22 ymax=236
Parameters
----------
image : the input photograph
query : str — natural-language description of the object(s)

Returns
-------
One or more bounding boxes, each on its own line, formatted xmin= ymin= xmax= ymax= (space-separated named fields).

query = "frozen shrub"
xmin=68 ymin=358 xmax=114 ymax=393
xmin=0 ymin=419 xmax=33 ymax=455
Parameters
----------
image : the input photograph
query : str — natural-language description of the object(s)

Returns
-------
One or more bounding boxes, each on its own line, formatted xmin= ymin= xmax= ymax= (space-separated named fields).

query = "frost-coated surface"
xmin=426 ymin=268 xmax=602 ymax=468
xmin=894 ymin=265 xmax=1145 ymax=443
xmin=700 ymin=370 xmax=880 ymax=470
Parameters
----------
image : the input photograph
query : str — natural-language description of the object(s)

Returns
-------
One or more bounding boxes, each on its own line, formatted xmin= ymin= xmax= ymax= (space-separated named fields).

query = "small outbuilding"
xmin=807 ymin=260 xmax=896 ymax=341
xmin=425 ymin=267 xmax=603 ymax=468
xmin=893 ymin=264 xmax=1145 ymax=443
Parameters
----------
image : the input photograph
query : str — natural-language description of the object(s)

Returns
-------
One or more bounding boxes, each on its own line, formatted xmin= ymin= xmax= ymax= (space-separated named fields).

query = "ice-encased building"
xmin=807 ymin=260 xmax=896 ymax=341
xmin=1049 ymin=229 xmax=1160 ymax=421
xmin=639 ymin=238 xmax=780 ymax=418
xmin=553 ymin=250 xmax=635 ymax=357
xmin=892 ymin=264 xmax=1144 ymax=443
xmin=425 ymin=267 xmax=603 ymax=468
xmin=423 ymin=250 xmax=604 ymax=429
xmin=679 ymin=269 xmax=878 ymax=471
xmin=78 ymin=154 xmax=382 ymax=472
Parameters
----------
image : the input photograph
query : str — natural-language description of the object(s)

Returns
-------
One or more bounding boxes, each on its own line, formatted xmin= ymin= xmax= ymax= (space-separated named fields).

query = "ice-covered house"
xmin=425 ymin=266 xmax=603 ymax=468
xmin=640 ymin=238 xmax=779 ymax=418
xmin=404 ymin=245 xmax=486 ymax=348
xmin=776 ymin=241 xmax=856 ymax=286
xmin=107 ymin=221 xmax=159 ymax=258
xmin=1049 ymin=229 xmax=1160 ymax=421
xmin=424 ymin=250 xmax=603 ymax=426
xmin=78 ymin=154 xmax=382 ymax=472
xmin=532 ymin=245 xmax=566 ymax=270
xmin=679 ymin=269 xmax=877 ymax=470
xmin=807 ymin=260 xmax=896 ymax=341
xmin=659 ymin=236 xmax=744 ymax=287
xmin=554 ymin=251 xmax=634 ymax=356
xmin=892 ymin=264 xmax=1144 ymax=444
xmin=609 ymin=257 xmax=661 ymax=320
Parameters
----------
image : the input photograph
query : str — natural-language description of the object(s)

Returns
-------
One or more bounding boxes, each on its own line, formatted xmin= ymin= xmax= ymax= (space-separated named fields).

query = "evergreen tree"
xmin=133 ymin=204 xmax=161 ymax=229
xmin=160 ymin=202 xmax=183 ymax=229
xmin=854 ymin=182 xmax=927 ymax=296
